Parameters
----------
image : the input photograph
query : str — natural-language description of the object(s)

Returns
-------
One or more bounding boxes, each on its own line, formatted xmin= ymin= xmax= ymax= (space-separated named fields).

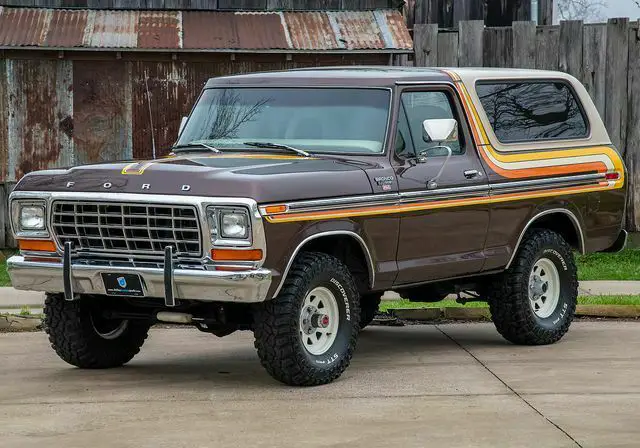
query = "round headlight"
xmin=221 ymin=211 xmax=249 ymax=239
xmin=20 ymin=206 xmax=45 ymax=230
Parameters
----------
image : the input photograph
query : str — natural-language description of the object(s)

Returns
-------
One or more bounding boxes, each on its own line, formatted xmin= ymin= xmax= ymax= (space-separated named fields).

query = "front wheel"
xmin=44 ymin=293 xmax=150 ymax=368
xmin=253 ymin=252 xmax=360 ymax=386
xmin=489 ymin=229 xmax=578 ymax=345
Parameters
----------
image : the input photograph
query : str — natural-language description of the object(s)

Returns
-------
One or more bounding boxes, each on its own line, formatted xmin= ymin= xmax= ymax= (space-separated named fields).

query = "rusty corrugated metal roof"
xmin=284 ymin=11 xmax=339 ymax=50
xmin=138 ymin=11 xmax=181 ymax=49
xmin=0 ymin=7 xmax=51 ymax=47
xmin=46 ymin=10 xmax=87 ymax=47
xmin=88 ymin=10 xmax=139 ymax=48
xmin=0 ymin=6 xmax=412 ymax=52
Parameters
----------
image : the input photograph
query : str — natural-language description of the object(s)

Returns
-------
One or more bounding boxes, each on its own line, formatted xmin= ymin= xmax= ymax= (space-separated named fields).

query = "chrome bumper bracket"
xmin=63 ymin=241 xmax=75 ymax=301
xmin=164 ymin=246 xmax=176 ymax=307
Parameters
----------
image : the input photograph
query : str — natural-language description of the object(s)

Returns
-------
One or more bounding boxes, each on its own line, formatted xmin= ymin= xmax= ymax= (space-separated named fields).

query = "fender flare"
xmin=506 ymin=208 xmax=585 ymax=269
xmin=271 ymin=230 xmax=375 ymax=299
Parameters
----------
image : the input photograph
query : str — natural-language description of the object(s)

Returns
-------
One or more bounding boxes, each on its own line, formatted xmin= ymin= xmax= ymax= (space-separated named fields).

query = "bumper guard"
xmin=8 ymin=252 xmax=272 ymax=304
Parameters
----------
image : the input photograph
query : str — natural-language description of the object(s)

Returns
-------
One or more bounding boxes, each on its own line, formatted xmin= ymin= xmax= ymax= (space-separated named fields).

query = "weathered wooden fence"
xmin=414 ymin=19 xmax=640 ymax=232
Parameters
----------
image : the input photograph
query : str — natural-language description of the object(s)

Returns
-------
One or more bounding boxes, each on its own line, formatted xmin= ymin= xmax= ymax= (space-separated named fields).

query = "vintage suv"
xmin=8 ymin=67 xmax=627 ymax=386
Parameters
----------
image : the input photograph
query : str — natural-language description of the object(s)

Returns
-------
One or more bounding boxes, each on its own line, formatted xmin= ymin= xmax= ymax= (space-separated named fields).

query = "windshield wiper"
xmin=243 ymin=141 xmax=311 ymax=157
xmin=172 ymin=142 xmax=221 ymax=153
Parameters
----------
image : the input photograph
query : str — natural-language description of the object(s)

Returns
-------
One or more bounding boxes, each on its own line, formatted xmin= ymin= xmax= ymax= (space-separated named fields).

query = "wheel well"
xmin=300 ymin=234 xmax=372 ymax=293
xmin=528 ymin=212 xmax=582 ymax=252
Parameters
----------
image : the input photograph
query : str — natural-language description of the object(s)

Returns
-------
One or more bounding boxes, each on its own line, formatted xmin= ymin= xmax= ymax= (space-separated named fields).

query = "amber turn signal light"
xmin=18 ymin=239 xmax=57 ymax=253
xmin=264 ymin=204 xmax=288 ymax=214
xmin=211 ymin=249 xmax=263 ymax=261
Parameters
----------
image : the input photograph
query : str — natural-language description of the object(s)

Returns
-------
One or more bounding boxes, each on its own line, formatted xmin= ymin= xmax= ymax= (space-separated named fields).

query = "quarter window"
xmin=476 ymin=81 xmax=589 ymax=143
xmin=399 ymin=91 xmax=464 ymax=157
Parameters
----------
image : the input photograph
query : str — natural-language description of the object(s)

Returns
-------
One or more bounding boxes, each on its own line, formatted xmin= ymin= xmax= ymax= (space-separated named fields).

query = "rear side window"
xmin=476 ymin=81 xmax=589 ymax=143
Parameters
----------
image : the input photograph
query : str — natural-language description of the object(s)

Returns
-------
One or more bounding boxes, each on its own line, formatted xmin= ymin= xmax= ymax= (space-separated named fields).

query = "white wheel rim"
xmin=299 ymin=286 xmax=340 ymax=356
xmin=528 ymin=257 xmax=561 ymax=319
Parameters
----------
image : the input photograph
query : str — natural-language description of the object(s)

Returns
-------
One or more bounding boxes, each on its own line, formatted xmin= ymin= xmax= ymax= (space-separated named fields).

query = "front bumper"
xmin=7 ymin=255 xmax=272 ymax=303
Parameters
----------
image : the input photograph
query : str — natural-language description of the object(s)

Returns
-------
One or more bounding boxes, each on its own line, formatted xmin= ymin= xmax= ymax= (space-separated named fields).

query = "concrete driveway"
xmin=1 ymin=322 xmax=639 ymax=448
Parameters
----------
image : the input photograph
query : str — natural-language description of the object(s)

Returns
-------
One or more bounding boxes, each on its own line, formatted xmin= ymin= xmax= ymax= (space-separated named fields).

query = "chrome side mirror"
xmin=422 ymin=118 xmax=458 ymax=143
xmin=178 ymin=116 xmax=188 ymax=137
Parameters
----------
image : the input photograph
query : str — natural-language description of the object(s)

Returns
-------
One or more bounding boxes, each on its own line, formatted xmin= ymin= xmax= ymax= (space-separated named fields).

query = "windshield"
xmin=177 ymin=87 xmax=391 ymax=154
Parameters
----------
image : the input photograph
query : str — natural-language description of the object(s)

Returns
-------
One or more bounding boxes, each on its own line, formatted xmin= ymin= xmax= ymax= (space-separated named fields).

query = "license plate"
xmin=102 ymin=273 xmax=145 ymax=297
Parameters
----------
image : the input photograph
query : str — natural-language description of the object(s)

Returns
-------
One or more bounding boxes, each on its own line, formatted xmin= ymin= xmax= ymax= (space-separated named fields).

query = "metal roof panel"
xmin=284 ymin=11 xmax=339 ymax=50
xmin=137 ymin=11 xmax=180 ymax=49
xmin=88 ymin=10 xmax=139 ymax=48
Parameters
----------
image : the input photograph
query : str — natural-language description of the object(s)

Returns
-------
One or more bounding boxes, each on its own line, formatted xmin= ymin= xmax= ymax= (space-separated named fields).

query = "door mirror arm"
xmin=419 ymin=145 xmax=453 ymax=190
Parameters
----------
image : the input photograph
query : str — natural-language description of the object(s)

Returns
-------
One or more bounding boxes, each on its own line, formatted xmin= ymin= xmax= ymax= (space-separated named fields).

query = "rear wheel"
xmin=253 ymin=252 xmax=360 ymax=386
xmin=44 ymin=293 xmax=150 ymax=368
xmin=489 ymin=229 xmax=578 ymax=345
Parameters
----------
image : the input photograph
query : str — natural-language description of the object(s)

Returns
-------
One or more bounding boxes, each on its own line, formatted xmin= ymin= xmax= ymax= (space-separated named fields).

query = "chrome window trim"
xmin=9 ymin=191 xmax=267 ymax=265
xmin=271 ymin=230 xmax=375 ymax=299
xmin=506 ymin=208 xmax=586 ymax=269
xmin=490 ymin=173 xmax=605 ymax=191
xmin=260 ymin=174 xmax=603 ymax=218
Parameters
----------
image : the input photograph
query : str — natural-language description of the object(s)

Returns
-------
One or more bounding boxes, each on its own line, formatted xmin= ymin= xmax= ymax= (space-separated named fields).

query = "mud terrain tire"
xmin=489 ymin=229 xmax=578 ymax=345
xmin=44 ymin=293 xmax=150 ymax=368
xmin=253 ymin=252 xmax=360 ymax=386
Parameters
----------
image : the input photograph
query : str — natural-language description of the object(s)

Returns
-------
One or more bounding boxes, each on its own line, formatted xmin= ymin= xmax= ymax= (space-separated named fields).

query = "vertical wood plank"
xmin=605 ymin=18 xmax=629 ymax=151
xmin=535 ymin=26 xmax=559 ymax=70
xmin=453 ymin=0 xmax=483 ymax=27
xmin=582 ymin=23 xmax=607 ymax=117
xmin=559 ymin=20 xmax=583 ymax=79
xmin=484 ymin=27 xmax=513 ymax=68
xmin=538 ymin=0 xmax=554 ymax=25
xmin=625 ymin=23 xmax=640 ymax=231
xmin=512 ymin=21 xmax=536 ymax=68
xmin=0 ymin=59 xmax=7 ymax=183
xmin=458 ymin=20 xmax=484 ymax=67
xmin=437 ymin=31 xmax=459 ymax=67
xmin=413 ymin=24 xmax=438 ymax=67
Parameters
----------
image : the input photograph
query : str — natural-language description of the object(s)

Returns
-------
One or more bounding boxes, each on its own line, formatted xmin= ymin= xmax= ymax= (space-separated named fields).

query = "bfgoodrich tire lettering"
xmin=253 ymin=252 xmax=360 ymax=386
xmin=489 ymin=229 xmax=578 ymax=345
xmin=44 ymin=293 xmax=150 ymax=368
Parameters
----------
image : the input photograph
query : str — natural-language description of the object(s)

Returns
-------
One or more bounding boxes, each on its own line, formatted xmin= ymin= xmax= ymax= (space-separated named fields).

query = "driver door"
xmin=393 ymin=86 xmax=490 ymax=285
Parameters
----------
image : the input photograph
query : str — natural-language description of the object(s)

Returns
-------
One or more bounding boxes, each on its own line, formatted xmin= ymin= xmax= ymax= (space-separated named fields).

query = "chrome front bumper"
xmin=7 ymin=255 xmax=273 ymax=303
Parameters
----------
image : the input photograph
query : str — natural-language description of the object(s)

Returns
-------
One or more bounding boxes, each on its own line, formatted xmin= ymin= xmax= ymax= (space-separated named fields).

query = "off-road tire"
xmin=44 ymin=293 xmax=150 ymax=368
xmin=253 ymin=252 xmax=360 ymax=386
xmin=359 ymin=293 xmax=382 ymax=330
xmin=489 ymin=229 xmax=578 ymax=345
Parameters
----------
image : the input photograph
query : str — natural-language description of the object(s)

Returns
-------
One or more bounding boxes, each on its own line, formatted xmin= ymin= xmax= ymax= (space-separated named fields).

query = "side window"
xmin=399 ymin=91 xmax=464 ymax=156
xmin=476 ymin=81 xmax=589 ymax=143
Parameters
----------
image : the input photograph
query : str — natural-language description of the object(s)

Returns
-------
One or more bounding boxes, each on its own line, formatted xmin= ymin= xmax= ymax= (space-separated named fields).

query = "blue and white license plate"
xmin=101 ymin=273 xmax=145 ymax=297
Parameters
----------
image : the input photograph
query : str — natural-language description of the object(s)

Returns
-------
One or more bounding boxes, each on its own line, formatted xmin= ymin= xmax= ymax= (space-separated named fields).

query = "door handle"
xmin=464 ymin=169 xmax=481 ymax=179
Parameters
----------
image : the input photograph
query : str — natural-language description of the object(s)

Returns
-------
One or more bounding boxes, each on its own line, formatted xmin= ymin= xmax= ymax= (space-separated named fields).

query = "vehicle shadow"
xmin=46 ymin=324 xmax=507 ymax=389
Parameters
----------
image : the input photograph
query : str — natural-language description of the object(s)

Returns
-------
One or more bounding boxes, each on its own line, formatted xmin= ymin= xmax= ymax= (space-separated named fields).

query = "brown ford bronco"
xmin=8 ymin=67 xmax=627 ymax=386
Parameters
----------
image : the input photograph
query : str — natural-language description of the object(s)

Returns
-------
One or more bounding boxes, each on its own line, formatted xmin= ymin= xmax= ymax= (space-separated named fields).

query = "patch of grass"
xmin=380 ymin=295 xmax=640 ymax=312
xmin=19 ymin=305 xmax=31 ymax=316
xmin=577 ymin=249 xmax=640 ymax=281
xmin=0 ymin=258 xmax=9 ymax=287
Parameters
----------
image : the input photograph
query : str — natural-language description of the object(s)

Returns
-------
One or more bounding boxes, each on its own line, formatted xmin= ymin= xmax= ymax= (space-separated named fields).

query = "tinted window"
xmin=476 ymin=81 xmax=588 ymax=143
xmin=178 ymin=88 xmax=390 ymax=154
xmin=399 ymin=91 xmax=464 ymax=156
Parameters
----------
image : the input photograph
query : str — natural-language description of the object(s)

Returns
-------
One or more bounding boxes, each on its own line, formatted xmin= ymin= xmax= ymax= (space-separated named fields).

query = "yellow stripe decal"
xmin=264 ymin=182 xmax=615 ymax=224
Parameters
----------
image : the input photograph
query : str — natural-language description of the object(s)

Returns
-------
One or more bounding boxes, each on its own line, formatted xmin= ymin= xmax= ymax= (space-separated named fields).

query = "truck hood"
xmin=14 ymin=153 xmax=376 ymax=203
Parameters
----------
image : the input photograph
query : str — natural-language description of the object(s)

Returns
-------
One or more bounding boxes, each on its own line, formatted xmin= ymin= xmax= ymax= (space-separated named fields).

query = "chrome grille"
xmin=51 ymin=201 xmax=202 ymax=259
